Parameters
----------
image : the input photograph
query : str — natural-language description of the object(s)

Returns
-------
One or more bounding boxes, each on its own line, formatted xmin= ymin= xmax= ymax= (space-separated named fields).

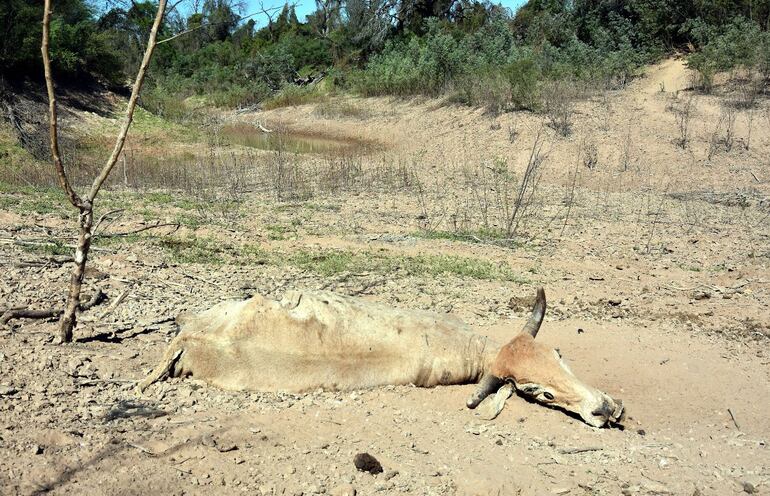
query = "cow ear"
xmin=466 ymin=374 xmax=505 ymax=409
xmin=521 ymin=287 xmax=546 ymax=338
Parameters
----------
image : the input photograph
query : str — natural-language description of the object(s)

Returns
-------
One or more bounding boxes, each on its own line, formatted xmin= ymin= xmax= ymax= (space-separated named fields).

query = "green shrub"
xmin=687 ymin=17 xmax=770 ymax=92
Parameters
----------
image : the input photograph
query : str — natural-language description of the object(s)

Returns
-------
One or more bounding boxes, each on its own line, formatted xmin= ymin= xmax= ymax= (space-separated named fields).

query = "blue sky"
xmin=230 ymin=0 xmax=527 ymax=28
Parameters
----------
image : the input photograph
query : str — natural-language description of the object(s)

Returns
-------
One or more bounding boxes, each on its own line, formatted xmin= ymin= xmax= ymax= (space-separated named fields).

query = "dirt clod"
xmin=353 ymin=452 xmax=383 ymax=474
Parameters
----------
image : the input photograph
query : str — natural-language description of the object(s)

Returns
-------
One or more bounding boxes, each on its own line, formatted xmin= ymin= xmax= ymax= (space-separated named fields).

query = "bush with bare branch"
xmin=708 ymin=102 xmax=737 ymax=159
xmin=541 ymin=81 xmax=576 ymax=137
xmin=667 ymin=93 xmax=696 ymax=149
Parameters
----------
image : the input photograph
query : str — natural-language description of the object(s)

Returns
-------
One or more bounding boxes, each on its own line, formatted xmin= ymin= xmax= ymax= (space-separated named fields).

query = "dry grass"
xmin=262 ymin=85 xmax=328 ymax=110
xmin=313 ymin=101 xmax=370 ymax=120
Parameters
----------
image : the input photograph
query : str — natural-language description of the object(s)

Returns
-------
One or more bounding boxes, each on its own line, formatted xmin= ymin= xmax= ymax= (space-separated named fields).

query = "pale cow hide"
xmin=138 ymin=288 xmax=624 ymax=427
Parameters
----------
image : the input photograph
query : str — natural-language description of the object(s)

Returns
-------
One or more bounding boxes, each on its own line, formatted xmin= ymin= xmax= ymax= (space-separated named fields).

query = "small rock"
xmin=692 ymin=291 xmax=711 ymax=301
xmin=31 ymin=444 xmax=43 ymax=455
xmin=383 ymin=470 xmax=398 ymax=481
xmin=742 ymin=481 xmax=756 ymax=494
xmin=66 ymin=358 xmax=83 ymax=376
xmin=0 ymin=385 xmax=18 ymax=396
xmin=216 ymin=441 xmax=238 ymax=453
xmin=353 ymin=453 xmax=383 ymax=474
xmin=330 ymin=484 xmax=356 ymax=496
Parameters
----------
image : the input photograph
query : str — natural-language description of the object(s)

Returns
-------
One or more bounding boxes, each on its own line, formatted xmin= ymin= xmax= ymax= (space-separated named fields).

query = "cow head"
xmin=467 ymin=288 xmax=624 ymax=428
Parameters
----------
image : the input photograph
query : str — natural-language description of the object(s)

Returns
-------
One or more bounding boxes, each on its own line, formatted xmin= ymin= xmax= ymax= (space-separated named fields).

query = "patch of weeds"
xmin=128 ymin=107 xmax=200 ymax=142
xmin=7 ymin=186 xmax=72 ymax=218
xmin=137 ymin=208 xmax=159 ymax=222
xmin=175 ymin=212 xmax=204 ymax=230
xmin=404 ymin=253 xmax=523 ymax=281
xmin=157 ymin=236 xmax=227 ymax=264
xmin=21 ymin=239 xmax=71 ymax=256
xmin=93 ymin=233 xmax=141 ymax=247
xmin=284 ymin=249 xmax=524 ymax=282
xmin=417 ymin=228 xmax=522 ymax=248
xmin=266 ymin=223 xmax=296 ymax=241
xmin=275 ymin=202 xmax=341 ymax=213
xmin=262 ymin=85 xmax=327 ymax=110
xmin=143 ymin=192 xmax=202 ymax=211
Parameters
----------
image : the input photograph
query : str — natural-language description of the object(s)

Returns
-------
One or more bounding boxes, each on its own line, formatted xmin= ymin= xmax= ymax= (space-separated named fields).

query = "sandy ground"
xmin=1 ymin=59 xmax=769 ymax=495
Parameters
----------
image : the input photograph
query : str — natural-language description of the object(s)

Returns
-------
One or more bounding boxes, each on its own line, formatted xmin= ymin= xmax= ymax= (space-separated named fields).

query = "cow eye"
xmin=543 ymin=392 xmax=554 ymax=400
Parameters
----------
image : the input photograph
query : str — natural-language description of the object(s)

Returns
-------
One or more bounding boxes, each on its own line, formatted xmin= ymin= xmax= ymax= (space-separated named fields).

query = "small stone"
xmin=31 ymin=444 xmax=43 ymax=455
xmin=0 ymin=385 xmax=18 ymax=396
xmin=216 ymin=441 xmax=238 ymax=452
xmin=692 ymin=291 xmax=711 ymax=301
xmin=330 ymin=484 xmax=356 ymax=496
xmin=383 ymin=470 xmax=398 ymax=481
xmin=353 ymin=453 xmax=383 ymax=474
xmin=66 ymin=358 xmax=82 ymax=376
xmin=742 ymin=482 xmax=756 ymax=494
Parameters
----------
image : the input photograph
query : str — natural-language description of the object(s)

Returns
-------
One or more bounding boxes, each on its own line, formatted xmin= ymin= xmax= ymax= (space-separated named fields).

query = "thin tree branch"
xmin=156 ymin=4 xmax=291 ymax=45
xmin=87 ymin=0 xmax=168 ymax=202
xmin=41 ymin=0 xmax=84 ymax=210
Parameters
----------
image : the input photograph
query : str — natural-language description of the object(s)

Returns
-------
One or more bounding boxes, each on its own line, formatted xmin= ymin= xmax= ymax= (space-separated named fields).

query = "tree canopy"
xmin=1 ymin=0 xmax=767 ymax=107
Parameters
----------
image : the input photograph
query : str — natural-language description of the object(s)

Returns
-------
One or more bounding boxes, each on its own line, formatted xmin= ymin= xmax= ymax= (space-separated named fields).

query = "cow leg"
xmin=135 ymin=345 xmax=185 ymax=395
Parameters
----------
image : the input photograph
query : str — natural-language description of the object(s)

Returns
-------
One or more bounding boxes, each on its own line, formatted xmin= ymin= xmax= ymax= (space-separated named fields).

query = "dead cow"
xmin=138 ymin=288 xmax=623 ymax=427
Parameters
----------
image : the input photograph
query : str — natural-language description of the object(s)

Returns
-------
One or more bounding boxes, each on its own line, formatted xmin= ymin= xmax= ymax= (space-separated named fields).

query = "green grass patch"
xmin=157 ymin=236 xmax=228 ymax=264
xmin=20 ymin=239 xmax=71 ymax=256
xmin=92 ymin=233 xmax=141 ymax=248
xmin=284 ymin=249 xmax=524 ymax=282
xmin=128 ymin=107 xmax=201 ymax=141
xmin=143 ymin=192 xmax=203 ymax=211
xmin=150 ymin=235 xmax=522 ymax=282
xmin=0 ymin=182 xmax=72 ymax=218
xmin=417 ymin=228 xmax=523 ymax=247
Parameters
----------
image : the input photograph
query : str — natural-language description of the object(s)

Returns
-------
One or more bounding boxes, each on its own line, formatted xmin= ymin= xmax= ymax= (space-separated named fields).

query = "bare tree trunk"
xmin=40 ymin=0 xmax=168 ymax=343
xmin=57 ymin=206 xmax=93 ymax=343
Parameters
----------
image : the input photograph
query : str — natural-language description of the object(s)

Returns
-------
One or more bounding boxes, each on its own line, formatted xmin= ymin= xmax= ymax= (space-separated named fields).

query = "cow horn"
xmin=522 ymin=287 xmax=546 ymax=338
xmin=466 ymin=373 xmax=505 ymax=409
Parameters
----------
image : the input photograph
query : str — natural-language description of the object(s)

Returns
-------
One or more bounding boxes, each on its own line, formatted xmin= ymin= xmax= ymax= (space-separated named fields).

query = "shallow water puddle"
xmin=221 ymin=123 xmax=370 ymax=154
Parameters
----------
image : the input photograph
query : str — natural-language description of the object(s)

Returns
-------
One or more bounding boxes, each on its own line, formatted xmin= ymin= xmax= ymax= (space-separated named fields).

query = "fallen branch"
xmin=13 ymin=255 xmax=74 ymax=268
xmin=95 ymin=221 xmax=180 ymax=239
xmin=558 ymin=447 xmax=604 ymax=455
xmin=727 ymin=408 xmax=740 ymax=430
xmin=0 ymin=237 xmax=111 ymax=253
xmin=1 ymin=289 xmax=107 ymax=325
